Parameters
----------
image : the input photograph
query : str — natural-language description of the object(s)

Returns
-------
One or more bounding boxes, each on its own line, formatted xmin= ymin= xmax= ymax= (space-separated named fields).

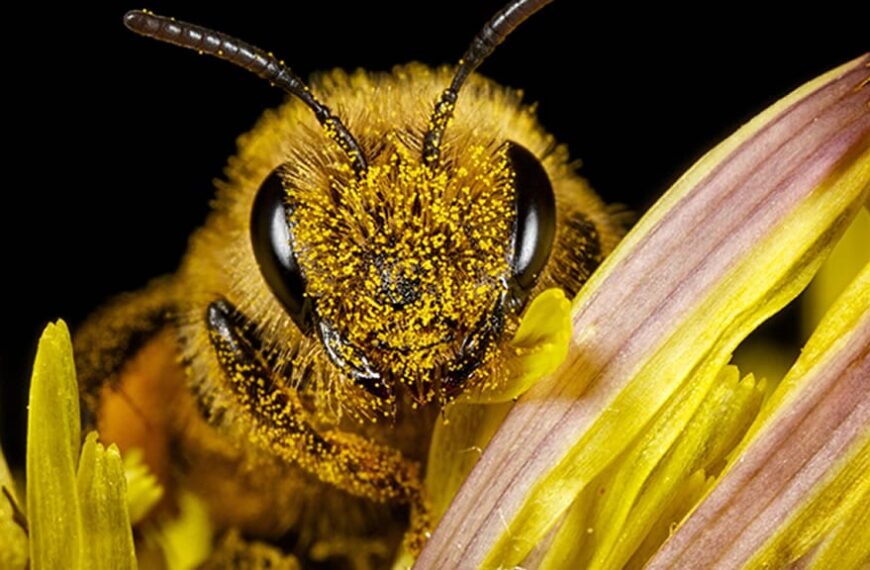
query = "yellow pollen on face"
xmin=284 ymin=137 xmax=515 ymax=395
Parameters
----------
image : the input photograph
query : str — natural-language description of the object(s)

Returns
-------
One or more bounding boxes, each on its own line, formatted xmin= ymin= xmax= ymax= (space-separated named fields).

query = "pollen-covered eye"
xmin=507 ymin=142 xmax=556 ymax=308
xmin=251 ymin=166 xmax=312 ymax=332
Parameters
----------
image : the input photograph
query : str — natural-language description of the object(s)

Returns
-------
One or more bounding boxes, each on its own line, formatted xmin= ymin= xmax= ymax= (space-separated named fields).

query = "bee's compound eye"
xmin=507 ymin=142 xmax=556 ymax=306
xmin=251 ymin=166 xmax=312 ymax=332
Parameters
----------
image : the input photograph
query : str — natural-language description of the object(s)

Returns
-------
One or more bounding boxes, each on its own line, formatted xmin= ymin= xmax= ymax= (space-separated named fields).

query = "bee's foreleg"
xmin=205 ymin=299 xmax=431 ymax=552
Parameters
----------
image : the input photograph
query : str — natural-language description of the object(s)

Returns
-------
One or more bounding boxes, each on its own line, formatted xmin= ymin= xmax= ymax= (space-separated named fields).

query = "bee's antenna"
xmin=124 ymin=10 xmax=368 ymax=175
xmin=422 ymin=0 xmax=554 ymax=166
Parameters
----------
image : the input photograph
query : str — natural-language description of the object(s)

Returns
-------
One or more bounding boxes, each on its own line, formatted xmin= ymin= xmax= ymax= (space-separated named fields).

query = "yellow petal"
xmin=648 ymin=262 xmax=870 ymax=567
xmin=807 ymin=470 xmax=870 ymax=570
xmin=503 ymin=288 xmax=573 ymax=400
xmin=26 ymin=320 xmax=82 ymax=569
xmin=594 ymin=371 xmax=764 ymax=570
xmin=459 ymin=288 xmax=572 ymax=404
xmin=533 ymin=460 xmax=613 ymax=569
xmin=624 ymin=469 xmax=709 ymax=570
xmin=77 ymin=432 xmax=137 ymax=570
xmin=417 ymin=55 xmax=870 ymax=568
xmin=539 ymin=367 xmax=765 ymax=570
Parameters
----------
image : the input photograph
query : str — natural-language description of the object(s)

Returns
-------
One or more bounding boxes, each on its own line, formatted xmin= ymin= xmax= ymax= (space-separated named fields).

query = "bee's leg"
xmin=73 ymin=276 xmax=183 ymax=496
xmin=206 ymin=299 xmax=431 ymax=553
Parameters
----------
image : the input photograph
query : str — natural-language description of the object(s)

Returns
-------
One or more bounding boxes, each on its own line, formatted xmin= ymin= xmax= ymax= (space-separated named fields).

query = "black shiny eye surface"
xmin=251 ymin=166 xmax=312 ymax=332
xmin=507 ymin=142 xmax=556 ymax=307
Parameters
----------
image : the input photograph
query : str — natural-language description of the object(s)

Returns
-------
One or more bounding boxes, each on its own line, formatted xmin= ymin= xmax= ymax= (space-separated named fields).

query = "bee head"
xmin=252 ymin=131 xmax=554 ymax=406
xmin=124 ymin=1 xmax=557 ymax=408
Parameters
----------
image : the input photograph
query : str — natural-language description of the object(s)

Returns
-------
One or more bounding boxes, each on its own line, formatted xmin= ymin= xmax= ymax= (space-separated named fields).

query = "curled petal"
xmin=464 ymin=288 xmax=573 ymax=404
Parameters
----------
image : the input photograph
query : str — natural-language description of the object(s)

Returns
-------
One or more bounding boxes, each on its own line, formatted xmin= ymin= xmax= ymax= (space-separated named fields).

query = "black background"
xmin=2 ymin=2 xmax=866 ymax=466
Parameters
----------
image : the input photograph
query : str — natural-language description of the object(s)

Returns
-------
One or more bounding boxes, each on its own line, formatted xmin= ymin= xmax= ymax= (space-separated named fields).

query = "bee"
xmin=74 ymin=0 xmax=623 ymax=566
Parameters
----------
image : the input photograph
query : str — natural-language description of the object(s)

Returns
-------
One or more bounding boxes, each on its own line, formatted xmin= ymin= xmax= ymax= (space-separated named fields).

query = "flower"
xmin=1 ymin=321 xmax=137 ymax=570
xmin=415 ymin=55 xmax=870 ymax=568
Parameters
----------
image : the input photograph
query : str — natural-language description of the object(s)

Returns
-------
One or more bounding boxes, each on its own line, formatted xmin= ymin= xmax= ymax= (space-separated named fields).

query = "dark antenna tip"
xmin=123 ymin=10 xmax=158 ymax=35
xmin=123 ymin=10 xmax=144 ymax=29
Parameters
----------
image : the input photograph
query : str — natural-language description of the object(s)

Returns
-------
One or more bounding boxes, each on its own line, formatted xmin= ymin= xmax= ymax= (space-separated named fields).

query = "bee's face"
xmin=251 ymin=115 xmax=556 ymax=405
xmin=289 ymin=138 xmax=514 ymax=402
